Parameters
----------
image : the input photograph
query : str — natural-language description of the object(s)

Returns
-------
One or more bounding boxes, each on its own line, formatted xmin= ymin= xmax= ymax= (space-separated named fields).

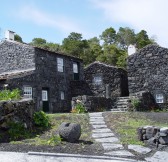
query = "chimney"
xmin=128 ymin=44 xmax=136 ymax=56
xmin=5 ymin=30 xmax=15 ymax=41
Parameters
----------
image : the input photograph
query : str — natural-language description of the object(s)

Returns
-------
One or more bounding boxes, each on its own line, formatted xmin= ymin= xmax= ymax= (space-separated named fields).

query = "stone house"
xmin=84 ymin=61 xmax=129 ymax=98
xmin=0 ymin=40 xmax=83 ymax=113
xmin=127 ymin=44 xmax=168 ymax=107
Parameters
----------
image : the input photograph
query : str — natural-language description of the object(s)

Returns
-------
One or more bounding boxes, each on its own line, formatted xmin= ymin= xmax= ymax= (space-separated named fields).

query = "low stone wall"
xmin=137 ymin=126 xmax=168 ymax=147
xmin=71 ymin=95 xmax=113 ymax=112
xmin=129 ymin=91 xmax=158 ymax=111
xmin=0 ymin=99 xmax=35 ymax=129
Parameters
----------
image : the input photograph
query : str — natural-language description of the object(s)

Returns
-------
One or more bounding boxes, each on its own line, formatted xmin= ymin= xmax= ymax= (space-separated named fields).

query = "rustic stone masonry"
xmin=137 ymin=126 xmax=168 ymax=147
xmin=0 ymin=99 xmax=35 ymax=130
xmin=128 ymin=91 xmax=158 ymax=111
xmin=84 ymin=62 xmax=129 ymax=98
xmin=72 ymin=95 xmax=113 ymax=112
xmin=128 ymin=44 xmax=168 ymax=108
xmin=0 ymin=40 xmax=84 ymax=112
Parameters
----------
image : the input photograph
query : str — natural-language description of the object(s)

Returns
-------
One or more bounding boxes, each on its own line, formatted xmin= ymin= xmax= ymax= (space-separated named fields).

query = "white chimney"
xmin=5 ymin=30 xmax=15 ymax=41
xmin=128 ymin=44 xmax=136 ymax=55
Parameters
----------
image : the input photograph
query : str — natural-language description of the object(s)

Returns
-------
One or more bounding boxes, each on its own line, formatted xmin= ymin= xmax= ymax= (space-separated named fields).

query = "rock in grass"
xmin=59 ymin=122 xmax=81 ymax=142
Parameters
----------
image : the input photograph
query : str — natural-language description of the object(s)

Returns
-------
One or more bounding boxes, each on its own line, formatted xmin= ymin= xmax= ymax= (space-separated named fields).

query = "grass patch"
xmin=104 ymin=112 xmax=168 ymax=145
xmin=10 ymin=113 xmax=91 ymax=146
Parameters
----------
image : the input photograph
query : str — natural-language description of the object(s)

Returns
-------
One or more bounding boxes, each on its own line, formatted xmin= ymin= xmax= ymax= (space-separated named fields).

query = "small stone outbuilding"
xmin=127 ymin=44 xmax=168 ymax=108
xmin=84 ymin=62 xmax=129 ymax=98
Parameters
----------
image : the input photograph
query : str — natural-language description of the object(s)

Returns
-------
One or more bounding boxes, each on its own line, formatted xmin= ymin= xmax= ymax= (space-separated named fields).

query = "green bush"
xmin=71 ymin=103 xmax=86 ymax=113
xmin=8 ymin=122 xmax=30 ymax=140
xmin=131 ymin=98 xmax=140 ymax=111
xmin=0 ymin=88 xmax=21 ymax=101
xmin=33 ymin=111 xmax=50 ymax=128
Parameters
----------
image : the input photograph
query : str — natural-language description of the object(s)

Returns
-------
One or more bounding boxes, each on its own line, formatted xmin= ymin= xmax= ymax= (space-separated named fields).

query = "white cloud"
xmin=90 ymin=0 xmax=168 ymax=48
xmin=17 ymin=5 xmax=85 ymax=36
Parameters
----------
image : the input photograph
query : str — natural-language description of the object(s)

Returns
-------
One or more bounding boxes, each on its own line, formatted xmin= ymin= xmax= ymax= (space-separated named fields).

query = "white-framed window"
xmin=93 ymin=76 xmax=102 ymax=85
xmin=42 ymin=90 xmax=48 ymax=101
xmin=156 ymin=94 xmax=164 ymax=103
xmin=73 ymin=62 xmax=78 ymax=73
xmin=60 ymin=91 xmax=65 ymax=100
xmin=57 ymin=58 xmax=64 ymax=72
xmin=23 ymin=86 xmax=32 ymax=99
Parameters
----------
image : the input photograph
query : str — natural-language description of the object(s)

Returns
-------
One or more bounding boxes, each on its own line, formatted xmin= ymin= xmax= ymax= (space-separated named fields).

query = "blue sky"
xmin=1 ymin=0 xmax=168 ymax=48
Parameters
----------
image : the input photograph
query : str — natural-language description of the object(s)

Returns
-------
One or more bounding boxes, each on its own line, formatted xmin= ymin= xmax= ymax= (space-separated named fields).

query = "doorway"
xmin=42 ymin=88 xmax=49 ymax=112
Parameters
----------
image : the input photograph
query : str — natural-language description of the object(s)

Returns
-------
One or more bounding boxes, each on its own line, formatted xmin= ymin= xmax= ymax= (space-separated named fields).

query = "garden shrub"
xmin=0 ymin=88 xmax=21 ymax=101
xmin=8 ymin=122 xmax=30 ymax=140
xmin=130 ymin=98 xmax=141 ymax=111
xmin=33 ymin=111 xmax=50 ymax=128
xmin=71 ymin=103 xmax=86 ymax=113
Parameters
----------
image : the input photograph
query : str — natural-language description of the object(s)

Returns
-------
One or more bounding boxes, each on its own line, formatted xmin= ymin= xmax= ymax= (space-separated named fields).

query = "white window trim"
xmin=57 ymin=58 xmax=64 ymax=72
xmin=61 ymin=91 xmax=65 ymax=100
xmin=73 ymin=62 xmax=78 ymax=73
xmin=93 ymin=76 xmax=102 ymax=85
xmin=156 ymin=94 xmax=164 ymax=103
xmin=23 ymin=86 xmax=32 ymax=99
xmin=42 ymin=90 xmax=48 ymax=101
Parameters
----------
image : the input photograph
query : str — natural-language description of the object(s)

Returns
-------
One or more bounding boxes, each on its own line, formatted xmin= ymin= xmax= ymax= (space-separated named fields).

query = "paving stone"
xmin=92 ymin=125 xmax=107 ymax=129
xmin=128 ymin=145 xmax=151 ymax=154
xmin=104 ymin=150 xmax=134 ymax=157
xmin=90 ymin=119 xmax=104 ymax=122
xmin=90 ymin=117 xmax=104 ymax=120
xmin=89 ymin=112 xmax=103 ymax=117
xmin=92 ymin=128 xmax=112 ymax=133
xmin=95 ymin=137 xmax=119 ymax=143
xmin=102 ymin=143 xmax=124 ymax=151
xmin=92 ymin=132 xmax=115 ymax=138
xmin=90 ymin=121 xmax=106 ymax=125
xmin=145 ymin=151 xmax=168 ymax=162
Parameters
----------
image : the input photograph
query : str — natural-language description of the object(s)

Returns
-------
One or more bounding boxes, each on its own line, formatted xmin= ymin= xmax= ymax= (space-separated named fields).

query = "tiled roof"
xmin=0 ymin=68 xmax=35 ymax=80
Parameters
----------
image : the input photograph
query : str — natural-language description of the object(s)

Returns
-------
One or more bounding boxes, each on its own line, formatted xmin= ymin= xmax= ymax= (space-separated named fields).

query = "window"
xmin=42 ymin=90 xmax=48 ymax=101
xmin=93 ymin=76 xmax=102 ymax=85
xmin=73 ymin=62 xmax=78 ymax=73
xmin=156 ymin=94 xmax=164 ymax=103
xmin=23 ymin=86 xmax=32 ymax=99
xmin=61 ymin=91 xmax=65 ymax=100
xmin=57 ymin=58 xmax=64 ymax=72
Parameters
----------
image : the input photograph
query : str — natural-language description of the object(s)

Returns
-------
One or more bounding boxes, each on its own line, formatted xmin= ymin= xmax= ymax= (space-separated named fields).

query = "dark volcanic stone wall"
xmin=127 ymin=44 xmax=168 ymax=104
xmin=84 ymin=62 xmax=129 ymax=98
xmin=0 ymin=40 xmax=35 ymax=73
xmin=0 ymin=41 xmax=84 ymax=112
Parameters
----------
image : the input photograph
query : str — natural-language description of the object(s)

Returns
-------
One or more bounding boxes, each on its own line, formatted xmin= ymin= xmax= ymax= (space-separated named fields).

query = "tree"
xmin=136 ymin=30 xmax=154 ymax=49
xmin=82 ymin=37 xmax=102 ymax=65
xmin=30 ymin=38 xmax=47 ymax=46
xmin=100 ymin=27 xmax=116 ymax=45
xmin=116 ymin=27 xmax=136 ymax=50
xmin=14 ymin=34 xmax=23 ymax=43
xmin=96 ymin=44 xmax=120 ymax=66
xmin=62 ymin=32 xmax=88 ymax=58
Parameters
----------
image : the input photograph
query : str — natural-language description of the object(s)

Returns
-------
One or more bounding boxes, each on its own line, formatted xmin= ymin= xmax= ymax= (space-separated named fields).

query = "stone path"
xmin=89 ymin=112 xmax=168 ymax=162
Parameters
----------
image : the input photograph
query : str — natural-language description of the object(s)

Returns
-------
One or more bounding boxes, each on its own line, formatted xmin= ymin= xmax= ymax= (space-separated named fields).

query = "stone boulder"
xmin=59 ymin=122 xmax=81 ymax=142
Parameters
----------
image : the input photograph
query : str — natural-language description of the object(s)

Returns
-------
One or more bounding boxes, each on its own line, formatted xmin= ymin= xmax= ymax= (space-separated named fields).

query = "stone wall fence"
xmin=0 ymin=99 xmax=35 ymax=130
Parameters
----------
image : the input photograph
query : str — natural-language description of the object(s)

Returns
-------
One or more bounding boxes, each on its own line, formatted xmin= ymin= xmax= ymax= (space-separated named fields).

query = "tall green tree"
xmin=14 ymin=34 xmax=23 ymax=43
xmin=116 ymin=27 xmax=136 ymax=50
xmin=136 ymin=30 xmax=154 ymax=49
xmin=62 ymin=32 xmax=88 ymax=58
xmin=82 ymin=37 xmax=102 ymax=65
xmin=100 ymin=27 xmax=116 ymax=45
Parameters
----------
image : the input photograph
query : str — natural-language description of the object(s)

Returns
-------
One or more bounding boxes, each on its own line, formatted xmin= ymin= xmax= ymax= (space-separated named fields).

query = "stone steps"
xmin=111 ymin=96 xmax=130 ymax=112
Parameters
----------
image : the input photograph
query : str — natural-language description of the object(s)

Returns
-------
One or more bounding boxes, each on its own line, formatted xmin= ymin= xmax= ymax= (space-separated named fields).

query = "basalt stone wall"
xmin=70 ymin=81 xmax=93 ymax=97
xmin=0 ymin=40 xmax=35 ymax=73
xmin=128 ymin=44 xmax=168 ymax=106
xmin=0 ymin=99 xmax=35 ymax=130
xmin=0 ymin=45 xmax=84 ymax=113
xmin=84 ymin=62 xmax=129 ymax=99
xmin=128 ymin=91 xmax=158 ymax=111
xmin=72 ymin=95 xmax=113 ymax=112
